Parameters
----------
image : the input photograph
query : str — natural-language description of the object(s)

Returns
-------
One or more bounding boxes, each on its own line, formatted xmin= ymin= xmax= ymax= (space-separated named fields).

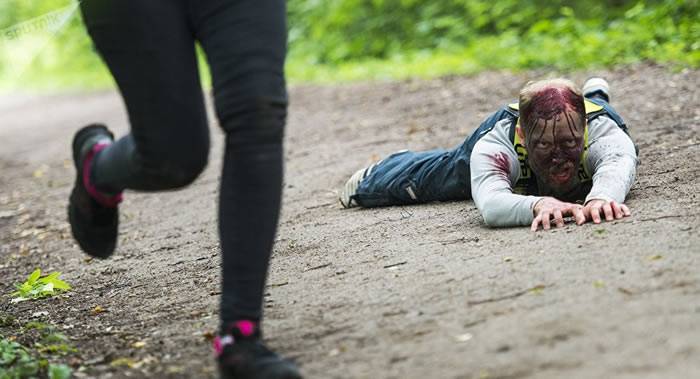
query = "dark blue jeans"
xmin=352 ymin=146 xmax=471 ymax=207
xmin=81 ymin=0 xmax=287 ymax=328
xmin=352 ymin=105 xmax=517 ymax=207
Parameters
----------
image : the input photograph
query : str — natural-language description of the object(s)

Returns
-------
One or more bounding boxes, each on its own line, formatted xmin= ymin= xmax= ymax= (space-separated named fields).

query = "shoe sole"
xmin=582 ymin=78 xmax=611 ymax=102
xmin=68 ymin=124 xmax=119 ymax=259
xmin=340 ymin=165 xmax=373 ymax=208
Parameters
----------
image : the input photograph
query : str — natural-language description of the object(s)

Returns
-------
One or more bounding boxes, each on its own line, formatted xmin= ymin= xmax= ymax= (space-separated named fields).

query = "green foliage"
xmin=0 ymin=337 xmax=40 ymax=379
xmin=0 ymin=336 xmax=73 ymax=379
xmin=288 ymin=0 xmax=700 ymax=77
xmin=0 ymin=0 xmax=110 ymax=90
xmin=22 ymin=323 xmax=76 ymax=357
xmin=0 ymin=0 xmax=698 ymax=89
xmin=0 ymin=321 xmax=75 ymax=379
xmin=47 ymin=364 xmax=71 ymax=379
xmin=11 ymin=269 xmax=71 ymax=303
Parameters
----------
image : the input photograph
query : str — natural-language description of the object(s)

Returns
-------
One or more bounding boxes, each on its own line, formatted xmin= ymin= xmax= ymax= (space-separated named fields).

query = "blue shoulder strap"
xmin=461 ymin=105 xmax=518 ymax=159
xmin=584 ymin=97 xmax=630 ymax=135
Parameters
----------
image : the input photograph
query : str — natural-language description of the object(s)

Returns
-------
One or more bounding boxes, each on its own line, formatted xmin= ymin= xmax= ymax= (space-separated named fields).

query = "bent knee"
xmin=217 ymin=95 xmax=287 ymax=145
xmin=139 ymin=144 xmax=209 ymax=189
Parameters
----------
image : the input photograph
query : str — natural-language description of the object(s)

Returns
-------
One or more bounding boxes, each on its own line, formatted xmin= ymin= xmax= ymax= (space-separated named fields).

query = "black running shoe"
xmin=215 ymin=321 xmax=302 ymax=379
xmin=68 ymin=124 xmax=122 ymax=259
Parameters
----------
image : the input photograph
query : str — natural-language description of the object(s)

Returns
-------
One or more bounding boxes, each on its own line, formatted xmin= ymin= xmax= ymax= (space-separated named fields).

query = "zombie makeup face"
xmin=523 ymin=110 xmax=585 ymax=195
xmin=518 ymin=82 xmax=587 ymax=196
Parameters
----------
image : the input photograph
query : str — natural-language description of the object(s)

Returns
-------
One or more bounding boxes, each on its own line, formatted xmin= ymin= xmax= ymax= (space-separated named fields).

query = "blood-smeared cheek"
xmin=547 ymin=144 xmax=583 ymax=165
xmin=529 ymin=145 xmax=580 ymax=175
xmin=559 ymin=145 xmax=583 ymax=161
xmin=528 ymin=150 xmax=550 ymax=175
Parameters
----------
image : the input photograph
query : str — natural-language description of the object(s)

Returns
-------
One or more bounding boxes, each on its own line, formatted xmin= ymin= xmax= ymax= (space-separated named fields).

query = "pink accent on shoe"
xmin=83 ymin=142 xmax=123 ymax=208
xmin=213 ymin=335 xmax=235 ymax=357
xmin=235 ymin=320 xmax=256 ymax=337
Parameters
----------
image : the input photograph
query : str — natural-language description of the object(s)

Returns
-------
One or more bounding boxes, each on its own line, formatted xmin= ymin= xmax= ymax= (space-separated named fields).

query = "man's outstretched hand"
xmin=531 ymin=197 xmax=586 ymax=231
xmin=583 ymin=199 xmax=631 ymax=224
xmin=531 ymin=197 xmax=632 ymax=231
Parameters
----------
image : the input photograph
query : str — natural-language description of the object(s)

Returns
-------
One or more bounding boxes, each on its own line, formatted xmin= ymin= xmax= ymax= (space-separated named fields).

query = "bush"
xmin=288 ymin=0 xmax=699 ymax=66
xmin=0 ymin=0 xmax=697 ymax=89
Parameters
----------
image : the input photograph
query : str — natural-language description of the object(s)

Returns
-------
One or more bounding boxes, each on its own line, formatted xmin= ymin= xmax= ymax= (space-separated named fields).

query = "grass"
xmin=3 ymin=44 xmax=697 ymax=96
xmin=0 ymin=321 xmax=73 ymax=379
xmin=0 ymin=269 xmax=73 ymax=378
xmin=0 ymin=2 xmax=697 ymax=93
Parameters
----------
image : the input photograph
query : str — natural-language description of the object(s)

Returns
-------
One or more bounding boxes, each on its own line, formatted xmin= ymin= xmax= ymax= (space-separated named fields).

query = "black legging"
xmin=80 ymin=0 xmax=287 ymax=328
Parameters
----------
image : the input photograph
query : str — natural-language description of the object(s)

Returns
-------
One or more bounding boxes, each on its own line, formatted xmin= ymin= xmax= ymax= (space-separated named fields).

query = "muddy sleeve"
xmin=585 ymin=116 xmax=639 ymax=204
xmin=470 ymin=125 xmax=543 ymax=227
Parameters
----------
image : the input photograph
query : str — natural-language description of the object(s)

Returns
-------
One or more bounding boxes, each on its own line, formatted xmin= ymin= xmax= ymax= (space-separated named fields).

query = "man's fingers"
xmin=531 ymin=216 xmax=540 ymax=232
xmin=532 ymin=199 xmax=631 ymax=231
xmin=542 ymin=211 xmax=551 ymax=230
xmin=610 ymin=201 xmax=624 ymax=219
xmin=553 ymin=209 xmax=565 ymax=228
xmin=590 ymin=206 xmax=601 ymax=224
xmin=573 ymin=206 xmax=586 ymax=225
xmin=603 ymin=203 xmax=614 ymax=221
xmin=621 ymin=204 xmax=631 ymax=216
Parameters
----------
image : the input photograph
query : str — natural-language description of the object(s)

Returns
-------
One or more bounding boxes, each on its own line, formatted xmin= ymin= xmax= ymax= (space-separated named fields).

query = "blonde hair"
xmin=519 ymin=78 xmax=585 ymax=135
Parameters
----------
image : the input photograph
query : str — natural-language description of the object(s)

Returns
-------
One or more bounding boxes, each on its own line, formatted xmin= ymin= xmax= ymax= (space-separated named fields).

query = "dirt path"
xmin=1 ymin=64 xmax=699 ymax=379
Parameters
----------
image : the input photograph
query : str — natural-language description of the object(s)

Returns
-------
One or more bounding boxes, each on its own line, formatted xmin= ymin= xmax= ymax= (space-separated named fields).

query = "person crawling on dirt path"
xmin=66 ymin=1 xmax=302 ymax=378
xmin=340 ymin=78 xmax=638 ymax=232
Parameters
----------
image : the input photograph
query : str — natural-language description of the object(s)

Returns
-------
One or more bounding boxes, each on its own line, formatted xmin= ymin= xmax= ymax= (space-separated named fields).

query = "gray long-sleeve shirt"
xmin=469 ymin=116 xmax=638 ymax=227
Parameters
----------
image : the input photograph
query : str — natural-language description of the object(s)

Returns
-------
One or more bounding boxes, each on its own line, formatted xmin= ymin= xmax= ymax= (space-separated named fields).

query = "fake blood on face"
xmin=520 ymin=87 xmax=585 ymax=135
xmin=517 ymin=84 xmax=588 ymax=196
xmin=526 ymin=111 xmax=584 ymax=194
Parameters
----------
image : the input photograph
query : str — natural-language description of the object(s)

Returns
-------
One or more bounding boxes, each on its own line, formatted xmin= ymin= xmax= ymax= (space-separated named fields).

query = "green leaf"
xmin=44 ymin=277 xmax=71 ymax=292
xmin=42 ymin=272 xmax=61 ymax=281
xmin=0 ymin=337 xmax=40 ymax=377
xmin=10 ymin=270 xmax=72 ymax=301
xmin=48 ymin=363 xmax=72 ymax=379
xmin=39 ymin=282 xmax=55 ymax=295
xmin=28 ymin=268 xmax=41 ymax=285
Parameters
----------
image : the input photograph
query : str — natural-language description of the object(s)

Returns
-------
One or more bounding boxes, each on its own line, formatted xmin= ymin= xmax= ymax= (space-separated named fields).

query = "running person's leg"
xmin=76 ymin=1 xmax=300 ymax=377
xmin=189 ymin=1 xmax=300 ymax=378
xmin=81 ymin=1 xmax=209 ymax=192
xmin=71 ymin=0 xmax=209 ymax=257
